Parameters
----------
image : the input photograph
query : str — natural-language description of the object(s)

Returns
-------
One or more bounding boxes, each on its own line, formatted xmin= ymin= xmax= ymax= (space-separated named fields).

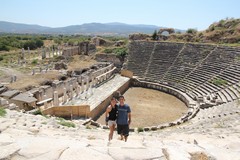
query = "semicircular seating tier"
xmin=124 ymin=41 xmax=240 ymax=105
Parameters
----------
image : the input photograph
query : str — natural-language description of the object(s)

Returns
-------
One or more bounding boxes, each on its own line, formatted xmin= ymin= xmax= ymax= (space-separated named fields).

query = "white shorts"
xmin=108 ymin=120 xmax=116 ymax=127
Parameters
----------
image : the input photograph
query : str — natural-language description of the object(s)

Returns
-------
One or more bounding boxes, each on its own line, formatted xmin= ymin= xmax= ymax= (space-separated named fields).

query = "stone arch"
xmin=158 ymin=28 xmax=175 ymax=35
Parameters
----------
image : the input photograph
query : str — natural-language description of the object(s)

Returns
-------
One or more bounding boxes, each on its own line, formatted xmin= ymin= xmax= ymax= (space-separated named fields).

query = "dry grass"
xmin=190 ymin=152 xmax=210 ymax=160
xmin=97 ymin=87 xmax=188 ymax=128
xmin=44 ymin=40 xmax=55 ymax=47
xmin=6 ymin=70 xmax=61 ymax=90
xmin=67 ymin=55 xmax=96 ymax=70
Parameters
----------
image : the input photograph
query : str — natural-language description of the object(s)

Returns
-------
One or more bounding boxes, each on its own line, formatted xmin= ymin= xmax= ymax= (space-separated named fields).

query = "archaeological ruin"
xmin=1 ymin=39 xmax=239 ymax=130
xmin=1 ymin=35 xmax=240 ymax=159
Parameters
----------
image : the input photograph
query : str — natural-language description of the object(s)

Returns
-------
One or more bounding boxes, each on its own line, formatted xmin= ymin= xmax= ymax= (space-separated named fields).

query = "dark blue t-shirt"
xmin=117 ymin=104 xmax=131 ymax=125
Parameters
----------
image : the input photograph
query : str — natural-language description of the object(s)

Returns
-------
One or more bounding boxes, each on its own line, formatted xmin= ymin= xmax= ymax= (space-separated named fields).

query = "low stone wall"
xmin=42 ymin=105 xmax=90 ymax=119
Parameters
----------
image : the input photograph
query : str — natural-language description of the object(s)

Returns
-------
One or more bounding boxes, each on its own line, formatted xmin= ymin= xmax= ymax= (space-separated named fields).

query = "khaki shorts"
xmin=108 ymin=120 xmax=116 ymax=127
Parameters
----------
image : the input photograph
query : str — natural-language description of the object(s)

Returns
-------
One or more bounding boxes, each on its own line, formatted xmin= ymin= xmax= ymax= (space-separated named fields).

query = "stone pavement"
xmin=0 ymin=103 xmax=240 ymax=160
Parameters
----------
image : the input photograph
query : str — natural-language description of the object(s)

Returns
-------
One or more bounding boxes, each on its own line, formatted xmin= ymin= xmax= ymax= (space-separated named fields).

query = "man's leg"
xmin=120 ymin=134 xmax=124 ymax=140
xmin=124 ymin=135 xmax=128 ymax=142
xmin=117 ymin=125 xmax=124 ymax=140
xmin=123 ymin=125 xmax=129 ymax=142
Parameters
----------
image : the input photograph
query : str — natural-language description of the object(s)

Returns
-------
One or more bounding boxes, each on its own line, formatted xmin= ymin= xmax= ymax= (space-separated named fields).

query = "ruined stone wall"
xmin=39 ymin=85 xmax=54 ymax=100
xmin=62 ymin=42 xmax=96 ymax=57
xmin=42 ymin=105 xmax=90 ymax=118
xmin=95 ymin=54 xmax=122 ymax=68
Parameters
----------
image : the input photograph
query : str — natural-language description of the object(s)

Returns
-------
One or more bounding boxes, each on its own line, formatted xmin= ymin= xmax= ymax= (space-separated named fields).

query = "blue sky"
xmin=1 ymin=0 xmax=239 ymax=31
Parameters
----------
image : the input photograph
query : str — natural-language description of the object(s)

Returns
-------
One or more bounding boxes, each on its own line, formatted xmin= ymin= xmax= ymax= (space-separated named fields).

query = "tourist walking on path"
xmin=105 ymin=97 xmax=118 ymax=141
xmin=117 ymin=95 xmax=131 ymax=142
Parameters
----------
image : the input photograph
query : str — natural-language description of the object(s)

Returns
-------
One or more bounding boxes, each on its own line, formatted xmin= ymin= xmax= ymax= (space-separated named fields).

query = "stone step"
xmin=216 ymin=91 xmax=228 ymax=103
xmin=232 ymin=85 xmax=240 ymax=97
xmin=221 ymin=89 xmax=233 ymax=102
xmin=225 ymin=87 xmax=238 ymax=100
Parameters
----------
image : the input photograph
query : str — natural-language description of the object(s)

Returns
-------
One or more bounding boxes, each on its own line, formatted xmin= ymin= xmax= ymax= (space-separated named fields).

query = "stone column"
xmin=70 ymin=85 xmax=73 ymax=100
xmin=88 ymin=81 xmax=93 ymax=96
xmin=52 ymin=48 xmax=54 ymax=57
xmin=81 ymin=78 xmax=85 ymax=92
xmin=43 ymin=94 xmax=48 ymax=109
xmin=86 ymin=77 xmax=89 ymax=91
xmin=77 ymin=85 xmax=81 ymax=97
xmin=13 ymin=75 xmax=17 ymax=82
xmin=28 ymin=47 xmax=30 ymax=59
xmin=92 ymin=78 xmax=95 ymax=87
xmin=38 ymin=90 xmax=43 ymax=101
xmin=63 ymin=88 xmax=67 ymax=103
xmin=18 ymin=56 xmax=20 ymax=65
xmin=10 ymin=76 xmax=14 ymax=83
xmin=22 ymin=48 xmax=25 ymax=60
xmin=42 ymin=48 xmax=46 ymax=59
xmin=53 ymin=91 xmax=59 ymax=106
xmin=45 ymin=65 xmax=48 ymax=73
xmin=32 ymin=69 xmax=35 ymax=75
xmin=58 ymin=47 xmax=60 ymax=56
xmin=48 ymin=48 xmax=51 ymax=58
xmin=84 ymin=43 xmax=88 ymax=55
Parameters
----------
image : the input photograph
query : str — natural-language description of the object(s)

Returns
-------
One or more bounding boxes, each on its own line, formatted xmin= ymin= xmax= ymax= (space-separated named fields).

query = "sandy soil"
xmin=97 ymin=87 xmax=188 ymax=128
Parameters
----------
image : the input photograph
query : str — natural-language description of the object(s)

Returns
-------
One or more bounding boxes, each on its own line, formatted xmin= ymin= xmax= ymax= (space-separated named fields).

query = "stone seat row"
xmin=190 ymin=100 xmax=240 ymax=123
xmin=143 ymin=68 xmax=238 ymax=99
xmin=126 ymin=42 xmax=240 ymax=102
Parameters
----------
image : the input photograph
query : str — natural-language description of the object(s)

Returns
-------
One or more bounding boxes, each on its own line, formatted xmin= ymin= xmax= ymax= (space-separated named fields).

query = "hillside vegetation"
xmin=168 ymin=18 xmax=240 ymax=45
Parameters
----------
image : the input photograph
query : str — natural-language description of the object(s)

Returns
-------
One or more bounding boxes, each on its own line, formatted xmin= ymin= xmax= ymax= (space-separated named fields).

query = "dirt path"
xmin=97 ymin=87 xmax=188 ymax=128
xmin=0 ymin=67 xmax=24 ymax=77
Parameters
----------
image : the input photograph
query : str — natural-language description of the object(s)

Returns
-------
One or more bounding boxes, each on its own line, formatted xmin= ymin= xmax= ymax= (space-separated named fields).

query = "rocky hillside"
xmin=168 ymin=18 xmax=240 ymax=44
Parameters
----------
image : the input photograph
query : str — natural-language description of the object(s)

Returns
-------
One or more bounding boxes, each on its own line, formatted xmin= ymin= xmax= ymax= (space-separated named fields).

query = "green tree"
xmin=152 ymin=30 xmax=158 ymax=40
xmin=115 ymin=47 xmax=128 ymax=61
xmin=0 ymin=42 xmax=10 ymax=51
xmin=35 ymin=39 xmax=44 ymax=48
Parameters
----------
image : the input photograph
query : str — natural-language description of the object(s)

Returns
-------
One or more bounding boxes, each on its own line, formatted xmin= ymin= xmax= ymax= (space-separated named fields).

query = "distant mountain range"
xmin=0 ymin=21 xmax=184 ymax=36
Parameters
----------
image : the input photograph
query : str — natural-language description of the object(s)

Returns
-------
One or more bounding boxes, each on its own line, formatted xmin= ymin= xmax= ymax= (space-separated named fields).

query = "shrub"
xmin=186 ymin=28 xmax=197 ymax=34
xmin=58 ymin=120 xmax=76 ymax=128
xmin=115 ymin=47 xmax=128 ymax=58
xmin=0 ymin=107 xmax=6 ymax=117
xmin=0 ymin=56 xmax=3 ymax=61
xmin=137 ymin=127 xmax=144 ymax=133
xmin=57 ymin=117 xmax=76 ymax=128
xmin=103 ymin=48 xmax=114 ymax=53
xmin=32 ymin=109 xmax=42 ymax=115
xmin=211 ymin=78 xmax=228 ymax=86
xmin=31 ymin=59 xmax=38 ymax=65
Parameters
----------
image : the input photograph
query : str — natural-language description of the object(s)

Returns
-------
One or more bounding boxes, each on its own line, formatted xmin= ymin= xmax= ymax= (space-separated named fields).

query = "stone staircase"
xmin=0 ymin=105 xmax=239 ymax=160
